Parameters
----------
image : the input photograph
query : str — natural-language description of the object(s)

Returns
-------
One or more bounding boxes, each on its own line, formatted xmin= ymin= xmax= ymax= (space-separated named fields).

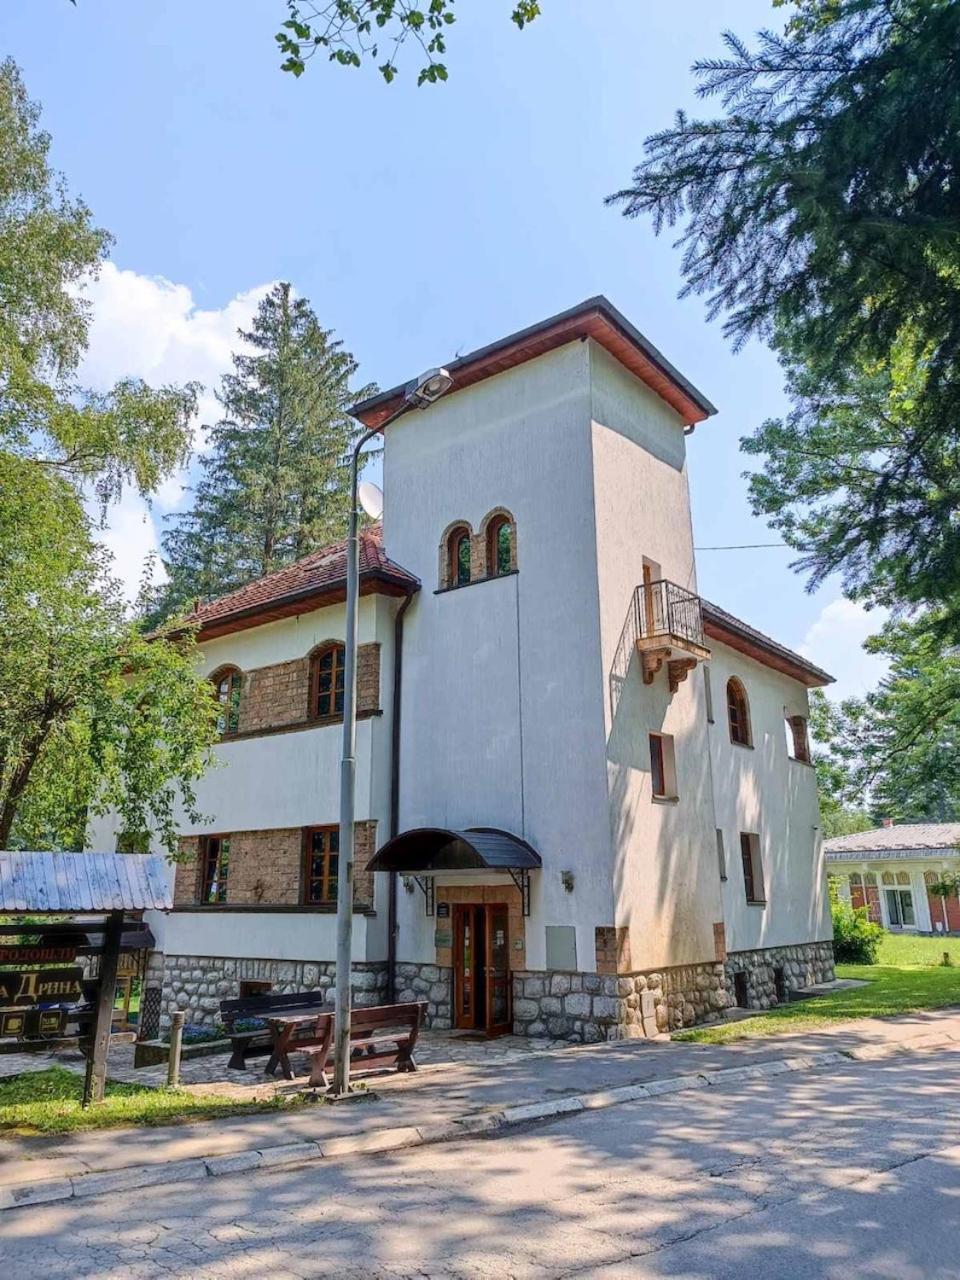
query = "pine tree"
xmin=154 ymin=283 xmax=375 ymax=618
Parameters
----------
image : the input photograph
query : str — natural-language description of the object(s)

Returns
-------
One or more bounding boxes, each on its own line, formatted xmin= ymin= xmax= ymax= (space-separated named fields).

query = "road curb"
xmin=0 ymin=1032 xmax=951 ymax=1212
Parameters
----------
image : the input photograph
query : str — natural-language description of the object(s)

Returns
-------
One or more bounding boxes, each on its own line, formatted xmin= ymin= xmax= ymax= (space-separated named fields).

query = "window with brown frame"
xmin=740 ymin=832 xmax=764 ymax=905
xmin=303 ymin=826 xmax=339 ymax=904
xmin=727 ymin=678 xmax=752 ymax=747
xmin=486 ymin=515 xmax=514 ymax=577
xmin=212 ymin=666 xmax=242 ymax=737
xmin=785 ymin=714 xmax=811 ymax=763
xmin=447 ymin=526 xmax=471 ymax=587
xmin=310 ymin=645 xmax=345 ymax=720
xmin=199 ymin=836 xmax=231 ymax=904
xmin=649 ymin=732 xmax=678 ymax=800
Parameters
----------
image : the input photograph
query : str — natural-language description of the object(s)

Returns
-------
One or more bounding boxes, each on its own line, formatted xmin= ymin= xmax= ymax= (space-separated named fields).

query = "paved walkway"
xmin=2 ymin=1041 xmax=959 ymax=1276
xmin=2 ymin=1007 xmax=959 ymax=1193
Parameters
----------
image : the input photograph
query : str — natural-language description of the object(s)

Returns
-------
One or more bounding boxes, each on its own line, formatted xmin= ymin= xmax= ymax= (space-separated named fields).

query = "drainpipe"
xmin=387 ymin=591 xmax=415 ymax=1002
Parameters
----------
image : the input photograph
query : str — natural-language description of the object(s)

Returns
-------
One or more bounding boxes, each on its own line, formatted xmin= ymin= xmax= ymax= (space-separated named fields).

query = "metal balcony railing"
xmin=633 ymin=579 xmax=705 ymax=650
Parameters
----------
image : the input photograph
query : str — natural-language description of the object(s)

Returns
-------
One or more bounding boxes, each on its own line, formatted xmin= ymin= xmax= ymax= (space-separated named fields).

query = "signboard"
xmin=436 ymin=903 xmax=450 ymax=919
xmin=0 ymin=967 xmax=84 ymax=1008
xmin=0 ymin=1009 xmax=68 ymax=1038
xmin=0 ymin=944 xmax=78 ymax=965
xmin=434 ymin=930 xmax=452 ymax=948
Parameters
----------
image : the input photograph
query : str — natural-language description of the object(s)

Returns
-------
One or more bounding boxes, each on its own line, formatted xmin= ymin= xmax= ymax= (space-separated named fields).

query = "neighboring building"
xmin=89 ymin=296 xmax=835 ymax=1043
xmin=825 ymin=822 xmax=960 ymax=934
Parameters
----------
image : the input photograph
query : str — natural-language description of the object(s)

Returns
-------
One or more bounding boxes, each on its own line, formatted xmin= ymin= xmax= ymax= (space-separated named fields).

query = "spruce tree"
xmin=155 ymin=282 xmax=375 ymax=618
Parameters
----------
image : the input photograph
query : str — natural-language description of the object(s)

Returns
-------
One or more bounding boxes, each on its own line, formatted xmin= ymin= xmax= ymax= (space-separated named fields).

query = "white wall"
xmin=590 ymin=342 xmax=724 ymax=969
xmin=708 ymin=641 xmax=831 ymax=952
xmin=384 ymin=342 xmax=616 ymax=972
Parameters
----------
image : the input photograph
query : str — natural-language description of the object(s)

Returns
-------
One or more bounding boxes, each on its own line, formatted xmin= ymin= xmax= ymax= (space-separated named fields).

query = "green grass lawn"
xmin=675 ymin=932 xmax=960 ymax=1046
xmin=0 ymin=1067 xmax=306 ymax=1136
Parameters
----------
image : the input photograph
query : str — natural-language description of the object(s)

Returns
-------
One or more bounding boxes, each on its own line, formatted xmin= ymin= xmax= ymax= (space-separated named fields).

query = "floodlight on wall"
xmin=405 ymin=367 xmax=453 ymax=408
xmin=358 ymin=481 xmax=384 ymax=521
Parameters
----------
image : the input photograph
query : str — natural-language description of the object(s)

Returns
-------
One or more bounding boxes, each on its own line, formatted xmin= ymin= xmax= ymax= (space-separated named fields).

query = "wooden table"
xmin=264 ymin=1011 xmax=333 ymax=1080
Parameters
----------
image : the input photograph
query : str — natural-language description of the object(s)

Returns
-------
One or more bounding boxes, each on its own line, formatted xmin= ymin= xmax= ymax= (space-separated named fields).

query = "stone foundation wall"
xmin=725 ymin=940 xmax=834 ymax=1009
xmin=394 ymin=962 xmax=453 ymax=1029
xmin=512 ymin=960 xmax=729 ymax=1043
xmin=156 ymin=953 xmax=388 ymax=1032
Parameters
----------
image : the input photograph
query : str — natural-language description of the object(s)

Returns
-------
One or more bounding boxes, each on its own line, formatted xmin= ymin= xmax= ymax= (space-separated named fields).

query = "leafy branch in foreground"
xmin=276 ymin=1 xmax=541 ymax=83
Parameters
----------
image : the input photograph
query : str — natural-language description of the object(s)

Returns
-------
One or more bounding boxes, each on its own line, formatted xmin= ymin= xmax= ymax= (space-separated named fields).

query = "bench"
xmin=296 ymin=1001 xmax=428 ymax=1088
xmin=219 ymin=990 xmax=329 ymax=1071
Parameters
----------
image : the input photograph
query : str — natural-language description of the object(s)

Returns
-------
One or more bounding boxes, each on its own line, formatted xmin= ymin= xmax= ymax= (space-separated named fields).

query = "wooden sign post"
xmin=82 ymin=910 xmax=124 ymax=1107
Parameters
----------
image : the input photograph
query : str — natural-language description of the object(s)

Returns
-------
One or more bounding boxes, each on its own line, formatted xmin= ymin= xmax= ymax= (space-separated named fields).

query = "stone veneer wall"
xmin=512 ymin=961 xmax=728 ymax=1043
xmin=395 ymin=962 xmax=453 ymax=1029
xmin=157 ymin=954 xmax=388 ymax=1032
xmin=236 ymin=643 xmax=380 ymax=736
xmin=510 ymin=941 xmax=834 ymax=1043
xmin=725 ymin=940 xmax=834 ymax=1010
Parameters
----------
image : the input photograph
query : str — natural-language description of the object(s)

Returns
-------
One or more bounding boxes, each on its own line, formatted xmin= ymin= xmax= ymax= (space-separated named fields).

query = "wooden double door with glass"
xmin=452 ymin=903 xmax=512 ymax=1036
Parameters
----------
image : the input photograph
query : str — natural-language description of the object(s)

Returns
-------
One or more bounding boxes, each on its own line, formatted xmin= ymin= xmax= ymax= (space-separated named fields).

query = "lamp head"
xmin=405 ymin=367 xmax=453 ymax=408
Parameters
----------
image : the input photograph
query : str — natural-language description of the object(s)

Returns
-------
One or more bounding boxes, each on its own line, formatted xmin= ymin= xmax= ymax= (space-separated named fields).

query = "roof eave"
xmin=702 ymin=609 xmax=834 ymax=688
xmin=193 ymin=570 xmax=420 ymax=642
xmin=350 ymin=296 xmax=717 ymax=430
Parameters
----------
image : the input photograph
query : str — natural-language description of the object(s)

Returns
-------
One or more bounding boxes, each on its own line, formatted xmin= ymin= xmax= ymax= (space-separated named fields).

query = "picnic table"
xmin=265 ymin=1001 xmax=428 ymax=1088
xmin=220 ymin=990 xmax=330 ymax=1071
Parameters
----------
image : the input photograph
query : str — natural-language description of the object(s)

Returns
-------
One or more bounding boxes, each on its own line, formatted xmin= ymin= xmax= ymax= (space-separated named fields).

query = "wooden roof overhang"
xmin=702 ymin=605 xmax=834 ymax=689
xmin=194 ymin=570 xmax=417 ymax=642
xmin=351 ymin=297 xmax=717 ymax=431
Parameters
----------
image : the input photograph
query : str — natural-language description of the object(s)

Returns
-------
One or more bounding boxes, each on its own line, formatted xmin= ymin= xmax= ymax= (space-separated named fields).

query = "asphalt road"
xmin=2 ymin=1045 xmax=958 ymax=1278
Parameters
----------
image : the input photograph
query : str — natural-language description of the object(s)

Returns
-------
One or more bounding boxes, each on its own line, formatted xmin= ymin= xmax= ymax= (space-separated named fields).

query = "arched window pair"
xmin=441 ymin=511 xmax=516 ymax=590
xmin=211 ymin=667 xmax=243 ymax=738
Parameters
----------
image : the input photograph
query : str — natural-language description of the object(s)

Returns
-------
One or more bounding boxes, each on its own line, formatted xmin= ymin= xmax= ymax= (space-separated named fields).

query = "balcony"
xmin=631 ymin=579 xmax=710 ymax=692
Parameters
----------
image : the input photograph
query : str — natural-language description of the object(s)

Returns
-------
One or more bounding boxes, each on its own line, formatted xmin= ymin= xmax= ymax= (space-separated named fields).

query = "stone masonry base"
xmin=152 ymin=940 xmax=835 ymax=1040
xmin=511 ymin=940 xmax=835 ymax=1043
xmin=725 ymin=940 xmax=835 ymax=1011
xmin=156 ymin=954 xmax=388 ymax=1032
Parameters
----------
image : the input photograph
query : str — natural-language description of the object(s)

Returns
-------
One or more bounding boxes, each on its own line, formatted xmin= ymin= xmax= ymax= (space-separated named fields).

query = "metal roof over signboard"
xmin=0 ymin=851 xmax=172 ymax=914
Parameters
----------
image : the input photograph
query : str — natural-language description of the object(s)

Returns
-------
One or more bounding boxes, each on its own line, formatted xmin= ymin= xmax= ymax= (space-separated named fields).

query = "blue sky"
xmin=5 ymin=0 xmax=885 ymax=697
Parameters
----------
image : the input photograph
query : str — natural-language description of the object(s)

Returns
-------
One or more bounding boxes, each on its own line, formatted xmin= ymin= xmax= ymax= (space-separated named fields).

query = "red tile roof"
xmin=701 ymin=600 xmax=834 ymax=688
xmin=184 ymin=525 xmax=419 ymax=640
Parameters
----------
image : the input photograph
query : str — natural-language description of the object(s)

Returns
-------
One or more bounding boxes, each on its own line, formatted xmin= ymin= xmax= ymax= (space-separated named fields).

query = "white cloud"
xmin=74 ymin=264 xmax=277 ymax=600
xmin=799 ymin=597 xmax=890 ymax=703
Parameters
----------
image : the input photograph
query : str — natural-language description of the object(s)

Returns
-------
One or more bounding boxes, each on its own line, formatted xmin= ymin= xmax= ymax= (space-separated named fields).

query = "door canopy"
xmin=368 ymin=827 xmax=541 ymax=874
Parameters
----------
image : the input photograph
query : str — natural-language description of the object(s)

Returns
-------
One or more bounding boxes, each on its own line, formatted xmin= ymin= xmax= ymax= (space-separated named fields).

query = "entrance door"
xmin=453 ymin=904 xmax=512 ymax=1036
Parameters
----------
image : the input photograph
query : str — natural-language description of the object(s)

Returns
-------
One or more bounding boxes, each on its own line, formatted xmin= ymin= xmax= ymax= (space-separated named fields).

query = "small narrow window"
xmin=303 ymin=826 xmax=340 ymax=904
xmin=740 ymin=832 xmax=764 ymax=905
xmin=786 ymin=714 xmax=811 ymax=762
xmin=310 ymin=644 xmax=346 ymax=720
xmin=486 ymin=515 xmax=515 ymax=577
xmin=444 ymin=525 xmax=472 ymax=588
xmin=212 ymin=667 xmax=242 ymax=737
xmin=703 ymin=665 xmax=715 ymax=724
xmin=716 ymin=829 xmax=727 ymax=881
xmin=727 ymin=678 xmax=752 ymax=747
xmin=649 ymin=732 xmax=677 ymax=800
xmin=200 ymin=836 xmax=231 ymax=904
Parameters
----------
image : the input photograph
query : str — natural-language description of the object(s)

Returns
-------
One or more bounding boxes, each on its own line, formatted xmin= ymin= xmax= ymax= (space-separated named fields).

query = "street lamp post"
xmin=332 ymin=367 xmax=453 ymax=1097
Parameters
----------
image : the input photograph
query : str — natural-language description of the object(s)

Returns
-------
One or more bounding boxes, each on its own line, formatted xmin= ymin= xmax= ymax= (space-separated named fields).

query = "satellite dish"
xmin=358 ymin=481 xmax=384 ymax=520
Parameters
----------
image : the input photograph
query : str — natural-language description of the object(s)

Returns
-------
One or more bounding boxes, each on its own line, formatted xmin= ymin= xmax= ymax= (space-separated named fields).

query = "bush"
xmin=831 ymin=899 xmax=884 ymax=964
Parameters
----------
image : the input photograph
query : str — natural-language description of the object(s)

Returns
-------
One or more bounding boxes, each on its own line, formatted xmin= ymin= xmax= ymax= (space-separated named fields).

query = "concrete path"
xmin=1 ymin=1039 xmax=958 ymax=1276
xmin=2 ymin=1007 xmax=959 ymax=1202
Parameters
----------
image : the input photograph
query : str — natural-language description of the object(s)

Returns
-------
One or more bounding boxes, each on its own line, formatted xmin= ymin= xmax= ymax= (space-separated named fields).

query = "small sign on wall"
xmin=434 ymin=930 xmax=452 ymax=948
xmin=436 ymin=903 xmax=450 ymax=918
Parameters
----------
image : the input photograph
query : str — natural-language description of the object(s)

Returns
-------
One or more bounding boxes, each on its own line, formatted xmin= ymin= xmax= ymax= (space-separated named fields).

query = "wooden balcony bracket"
xmin=667 ymin=658 xmax=698 ymax=694
xmin=640 ymin=646 xmax=672 ymax=686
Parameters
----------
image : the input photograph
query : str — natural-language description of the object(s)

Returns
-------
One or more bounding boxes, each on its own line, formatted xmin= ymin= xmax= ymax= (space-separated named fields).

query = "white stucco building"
xmin=826 ymin=822 xmax=960 ymax=934
xmin=89 ymin=297 xmax=835 ymax=1041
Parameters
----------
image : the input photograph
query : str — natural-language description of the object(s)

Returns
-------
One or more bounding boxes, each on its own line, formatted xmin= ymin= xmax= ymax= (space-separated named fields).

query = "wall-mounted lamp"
xmin=561 ymin=870 xmax=575 ymax=894
xmin=402 ymin=875 xmax=416 ymax=895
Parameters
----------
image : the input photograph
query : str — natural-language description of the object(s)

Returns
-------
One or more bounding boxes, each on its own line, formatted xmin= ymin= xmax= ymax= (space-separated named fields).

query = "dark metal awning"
xmin=369 ymin=827 xmax=541 ymax=874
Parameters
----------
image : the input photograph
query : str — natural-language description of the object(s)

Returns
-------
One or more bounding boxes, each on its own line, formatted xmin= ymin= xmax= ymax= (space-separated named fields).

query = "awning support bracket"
xmin=508 ymin=868 xmax=531 ymax=916
xmin=413 ymin=875 xmax=435 ymax=917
